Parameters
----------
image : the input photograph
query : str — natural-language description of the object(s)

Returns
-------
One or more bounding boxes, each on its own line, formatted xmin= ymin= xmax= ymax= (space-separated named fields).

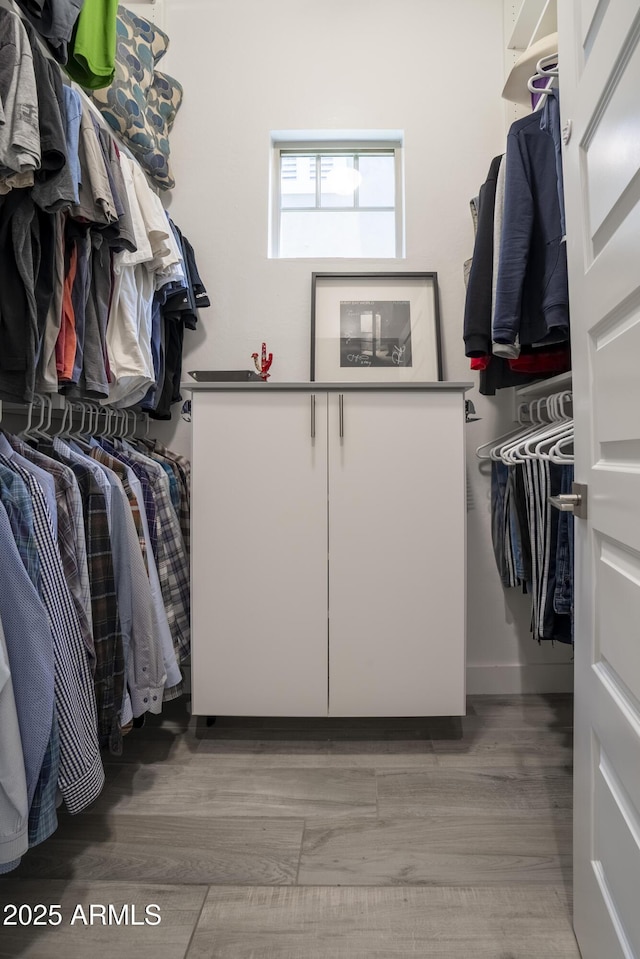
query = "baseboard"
xmin=466 ymin=662 xmax=574 ymax=695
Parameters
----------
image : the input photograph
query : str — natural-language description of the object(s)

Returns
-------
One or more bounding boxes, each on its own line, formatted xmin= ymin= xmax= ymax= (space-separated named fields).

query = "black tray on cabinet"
xmin=187 ymin=370 xmax=264 ymax=382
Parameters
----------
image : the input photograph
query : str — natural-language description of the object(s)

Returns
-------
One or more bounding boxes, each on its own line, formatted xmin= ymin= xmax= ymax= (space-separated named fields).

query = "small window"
xmin=271 ymin=138 xmax=403 ymax=258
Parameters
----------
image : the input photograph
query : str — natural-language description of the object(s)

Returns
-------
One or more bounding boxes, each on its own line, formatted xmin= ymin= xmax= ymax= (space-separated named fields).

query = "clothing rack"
xmin=0 ymin=395 xmax=152 ymax=440
xmin=0 ymin=393 xmax=191 ymax=874
xmin=0 ymin=3 xmax=209 ymax=416
xmin=480 ymin=386 xmax=574 ymax=646
xmin=477 ymin=388 xmax=573 ymax=465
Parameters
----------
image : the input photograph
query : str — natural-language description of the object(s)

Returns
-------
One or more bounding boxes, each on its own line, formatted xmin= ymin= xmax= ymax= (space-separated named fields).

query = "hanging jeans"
xmin=554 ymin=464 xmax=574 ymax=641
xmin=491 ymin=460 xmax=513 ymax=587
xmin=520 ymin=458 xmax=570 ymax=643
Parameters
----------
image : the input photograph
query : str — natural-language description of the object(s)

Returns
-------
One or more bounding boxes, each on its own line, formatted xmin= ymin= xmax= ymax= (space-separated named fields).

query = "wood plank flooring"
xmin=0 ymin=694 xmax=580 ymax=958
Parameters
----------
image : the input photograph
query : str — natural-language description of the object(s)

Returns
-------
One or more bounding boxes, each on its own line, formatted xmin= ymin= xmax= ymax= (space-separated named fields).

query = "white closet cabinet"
xmin=189 ymin=383 xmax=468 ymax=717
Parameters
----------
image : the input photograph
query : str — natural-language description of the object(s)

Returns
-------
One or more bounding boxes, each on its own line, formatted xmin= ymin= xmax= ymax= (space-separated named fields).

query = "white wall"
xmin=157 ymin=0 xmax=574 ymax=694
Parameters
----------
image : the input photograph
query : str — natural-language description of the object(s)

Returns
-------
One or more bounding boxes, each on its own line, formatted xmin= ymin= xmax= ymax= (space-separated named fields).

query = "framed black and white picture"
xmin=310 ymin=272 xmax=442 ymax=382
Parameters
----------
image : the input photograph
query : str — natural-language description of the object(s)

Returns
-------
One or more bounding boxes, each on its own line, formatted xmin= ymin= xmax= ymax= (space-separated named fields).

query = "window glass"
xmin=320 ymin=156 xmax=358 ymax=209
xmin=281 ymin=155 xmax=316 ymax=209
xmin=274 ymin=142 xmax=402 ymax=258
xmin=279 ymin=211 xmax=396 ymax=258
xmin=358 ymin=155 xmax=395 ymax=207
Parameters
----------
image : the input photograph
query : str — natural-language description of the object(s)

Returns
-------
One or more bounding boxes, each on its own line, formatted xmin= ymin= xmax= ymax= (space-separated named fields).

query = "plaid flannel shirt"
xmin=89 ymin=446 xmax=182 ymax=704
xmin=100 ymin=441 xmax=190 ymax=664
xmin=137 ymin=443 xmax=190 ymax=559
xmin=0 ymin=463 xmax=42 ymax=590
xmin=70 ymin=462 xmax=124 ymax=756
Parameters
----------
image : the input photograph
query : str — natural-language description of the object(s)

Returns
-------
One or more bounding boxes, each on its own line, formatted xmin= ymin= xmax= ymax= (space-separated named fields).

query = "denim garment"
xmin=539 ymin=461 xmax=572 ymax=644
xmin=554 ymin=465 xmax=574 ymax=629
xmin=491 ymin=460 xmax=512 ymax=587
xmin=513 ymin=464 xmax=532 ymax=587
xmin=506 ymin=467 xmax=526 ymax=583
xmin=523 ymin=459 xmax=541 ymax=634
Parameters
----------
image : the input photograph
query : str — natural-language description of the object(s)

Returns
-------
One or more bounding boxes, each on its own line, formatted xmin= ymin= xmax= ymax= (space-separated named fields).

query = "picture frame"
xmin=310 ymin=272 xmax=443 ymax=382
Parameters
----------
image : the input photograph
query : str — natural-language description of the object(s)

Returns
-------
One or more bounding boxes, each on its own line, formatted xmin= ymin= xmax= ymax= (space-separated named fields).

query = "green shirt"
xmin=66 ymin=0 xmax=118 ymax=90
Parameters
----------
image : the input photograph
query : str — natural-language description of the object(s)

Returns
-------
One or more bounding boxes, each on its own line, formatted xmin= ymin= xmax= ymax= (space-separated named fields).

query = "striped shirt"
xmin=0 ymin=503 xmax=55 ymax=814
xmin=3 ymin=460 xmax=104 ymax=814
xmin=3 ymin=435 xmax=95 ymax=669
xmin=0 ymin=456 xmax=61 ymax=848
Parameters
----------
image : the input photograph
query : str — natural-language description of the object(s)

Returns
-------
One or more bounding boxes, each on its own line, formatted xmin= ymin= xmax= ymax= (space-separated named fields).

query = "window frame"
xmin=270 ymin=138 xmax=404 ymax=259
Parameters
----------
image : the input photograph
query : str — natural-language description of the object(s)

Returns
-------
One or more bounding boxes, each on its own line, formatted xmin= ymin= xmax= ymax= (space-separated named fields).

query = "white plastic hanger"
xmin=475 ymin=403 xmax=530 ymax=460
xmin=22 ymin=394 xmax=53 ymax=440
xmin=549 ymin=432 xmax=575 ymax=463
xmin=500 ymin=394 xmax=570 ymax=464
xmin=497 ymin=397 xmax=552 ymax=463
xmin=528 ymin=51 xmax=559 ymax=107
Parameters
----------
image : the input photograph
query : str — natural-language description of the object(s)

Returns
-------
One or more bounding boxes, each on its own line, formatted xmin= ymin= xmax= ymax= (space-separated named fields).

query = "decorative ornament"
xmin=251 ymin=342 xmax=273 ymax=381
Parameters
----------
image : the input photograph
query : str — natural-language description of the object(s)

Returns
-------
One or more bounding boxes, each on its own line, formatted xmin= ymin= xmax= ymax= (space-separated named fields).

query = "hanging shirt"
xmin=35 ymin=441 xmax=124 ymax=753
xmin=63 ymin=457 xmax=124 ymax=754
xmin=0 ymin=458 xmax=66 ymax=843
xmin=80 ymin=231 xmax=112 ymax=397
xmin=22 ymin=18 xmax=75 ymax=213
xmin=72 ymin=102 xmax=118 ymax=226
xmin=0 ymin=434 xmax=58 ymax=539
xmin=0 ymin=9 xmax=40 ymax=180
xmin=0 ymin=617 xmax=29 ymax=868
xmin=91 ymin=459 xmax=168 ymax=720
xmin=104 ymin=155 xmax=168 ymax=407
xmin=0 ymin=501 xmax=55 ymax=823
xmin=0 ymin=459 xmax=62 ymax=856
xmin=92 ymin=124 xmax=137 ymax=253
xmin=36 ymin=210 xmax=66 ymax=394
xmin=88 ymin=444 xmax=183 ymax=697
xmin=3 ymin=456 xmax=105 ymax=812
xmin=4 ymin=434 xmax=95 ymax=667
xmin=102 ymin=440 xmax=190 ymax=665
xmin=62 ymin=85 xmax=83 ymax=204
xmin=56 ymin=227 xmax=79 ymax=382
xmin=66 ymin=0 xmax=118 ymax=89
xmin=14 ymin=0 xmax=85 ymax=65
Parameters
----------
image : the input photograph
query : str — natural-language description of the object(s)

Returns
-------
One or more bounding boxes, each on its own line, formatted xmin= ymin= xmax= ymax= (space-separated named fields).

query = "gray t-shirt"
xmin=0 ymin=9 xmax=40 ymax=178
xmin=22 ymin=18 xmax=76 ymax=213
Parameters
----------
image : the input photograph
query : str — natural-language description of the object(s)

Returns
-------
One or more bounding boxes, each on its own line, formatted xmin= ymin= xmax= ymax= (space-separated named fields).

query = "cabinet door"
xmin=191 ymin=391 xmax=329 ymax=716
xmin=328 ymin=391 xmax=466 ymax=716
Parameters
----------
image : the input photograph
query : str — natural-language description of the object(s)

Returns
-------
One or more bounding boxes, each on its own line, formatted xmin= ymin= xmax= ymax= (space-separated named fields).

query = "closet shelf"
xmin=508 ymin=0 xmax=557 ymax=51
xmin=515 ymin=370 xmax=572 ymax=399
xmin=502 ymin=31 xmax=558 ymax=105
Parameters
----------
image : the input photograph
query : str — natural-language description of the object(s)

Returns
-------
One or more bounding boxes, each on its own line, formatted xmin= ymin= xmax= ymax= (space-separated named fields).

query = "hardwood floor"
xmin=0 ymin=694 xmax=580 ymax=958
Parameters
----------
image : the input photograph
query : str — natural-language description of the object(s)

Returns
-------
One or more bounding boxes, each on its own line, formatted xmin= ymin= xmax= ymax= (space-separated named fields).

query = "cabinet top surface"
xmin=182 ymin=381 xmax=473 ymax=393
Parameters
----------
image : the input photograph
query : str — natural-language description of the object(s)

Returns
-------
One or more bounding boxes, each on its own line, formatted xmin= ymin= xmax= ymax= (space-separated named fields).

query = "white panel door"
xmin=559 ymin=2 xmax=640 ymax=956
xmin=327 ymin=390 xmax=466 ymax=717
xmin=191 ymin=391 xmax=329 ymax=716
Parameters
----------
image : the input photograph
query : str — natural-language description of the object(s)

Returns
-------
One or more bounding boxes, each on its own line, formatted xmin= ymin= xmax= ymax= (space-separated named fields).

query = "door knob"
xmin=549 ymin=482 xmax=587 ymax=519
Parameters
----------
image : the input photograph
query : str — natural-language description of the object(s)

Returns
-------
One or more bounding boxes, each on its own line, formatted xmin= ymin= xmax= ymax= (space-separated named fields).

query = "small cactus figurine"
xmin=251 ymin=342 xmax=273 ymax=381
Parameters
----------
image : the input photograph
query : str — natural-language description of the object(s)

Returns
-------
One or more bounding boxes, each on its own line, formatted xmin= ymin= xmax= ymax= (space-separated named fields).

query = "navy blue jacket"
xmin=493 ymin=111 xmax=569 ymax=347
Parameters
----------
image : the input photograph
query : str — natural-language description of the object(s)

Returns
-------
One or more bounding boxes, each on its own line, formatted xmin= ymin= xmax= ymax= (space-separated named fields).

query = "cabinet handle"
xmin=310 ymin=394 xmax=316 ymax=438
xmin=339 ymin=394 xmax=344 ymax=438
